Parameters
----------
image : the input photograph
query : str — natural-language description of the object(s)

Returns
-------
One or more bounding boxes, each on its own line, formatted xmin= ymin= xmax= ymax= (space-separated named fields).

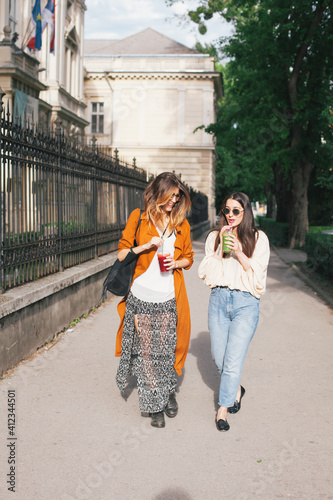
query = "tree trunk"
xmin=285 ymin=1 xmax=328 ymax=246
xmin=288 ymin=157 xmax=312 ymax=248
xmin=272 ymin=163 xmax=289 ymax=223
xmin=264 ymin=181 xmax=275 ymax=218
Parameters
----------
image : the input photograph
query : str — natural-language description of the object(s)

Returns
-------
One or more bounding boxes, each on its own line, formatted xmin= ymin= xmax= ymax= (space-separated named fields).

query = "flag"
xmin=27 ymin=0 xmax=55 ymax=53
xmin=27 ymin=0 xmax=42 ymax=51
xmin=41 ymin=0 xmax=55 ymax=53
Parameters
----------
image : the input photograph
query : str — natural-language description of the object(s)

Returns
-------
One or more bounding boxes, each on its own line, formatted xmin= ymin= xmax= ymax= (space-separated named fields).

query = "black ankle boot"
xmin=164 ymin=392 xmax=178 ymax=418
xmin=150 ymin=411 xmax=165 ymax=428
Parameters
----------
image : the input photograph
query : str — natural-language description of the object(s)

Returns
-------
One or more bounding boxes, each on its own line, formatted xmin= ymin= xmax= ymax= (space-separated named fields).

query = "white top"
xmin=198 ymin=230 xmax=270 ymax=299
xmin=131 ymin=231 xmax=176 ymax=303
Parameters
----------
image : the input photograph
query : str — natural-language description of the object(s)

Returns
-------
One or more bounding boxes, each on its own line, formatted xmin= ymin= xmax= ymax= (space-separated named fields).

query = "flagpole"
xmin=21 ymin=18 xmax=32 ymax=49
xmin=22 ymin=27 xmax=35 ymax=51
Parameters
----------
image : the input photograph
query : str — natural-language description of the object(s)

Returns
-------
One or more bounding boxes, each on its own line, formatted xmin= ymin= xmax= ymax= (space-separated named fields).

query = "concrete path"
xmin=1 ymin=234 xmax=333 ymax=500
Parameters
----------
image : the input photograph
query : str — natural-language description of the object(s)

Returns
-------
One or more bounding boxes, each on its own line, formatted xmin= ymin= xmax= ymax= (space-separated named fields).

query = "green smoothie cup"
xmin=222 ymin=229 xmax=233 ymax=253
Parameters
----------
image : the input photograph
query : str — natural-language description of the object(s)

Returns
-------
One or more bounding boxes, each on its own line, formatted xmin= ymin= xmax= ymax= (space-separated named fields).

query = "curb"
xmin=272 ymin=245 xmax=333 ymax=309
xmin=0 ymin=253 xmax=117 ymax=319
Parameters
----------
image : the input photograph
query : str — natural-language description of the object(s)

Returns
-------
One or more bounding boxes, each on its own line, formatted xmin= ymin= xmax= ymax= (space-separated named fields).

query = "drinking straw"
xmin=228 ymin=220 xmax=233 ymax=247
xmin=161 ymin=223 xmax=168 ymax=255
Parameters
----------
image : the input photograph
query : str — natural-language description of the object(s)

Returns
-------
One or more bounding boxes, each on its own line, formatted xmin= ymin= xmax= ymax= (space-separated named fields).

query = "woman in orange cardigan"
xmin=116 ymin=172 xmax=193 ymax=428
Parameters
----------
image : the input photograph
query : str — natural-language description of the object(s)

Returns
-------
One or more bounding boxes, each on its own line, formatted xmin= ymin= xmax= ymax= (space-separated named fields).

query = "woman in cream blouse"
xmin=198 ymin=192 xmax=270 ymax=432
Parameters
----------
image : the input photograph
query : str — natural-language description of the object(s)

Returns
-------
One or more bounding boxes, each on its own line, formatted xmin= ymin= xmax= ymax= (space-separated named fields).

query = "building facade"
xmin=0 ymin=0 xmax=88 ymax=136
xmin=84 ymin=29 xmax=222 ymax=224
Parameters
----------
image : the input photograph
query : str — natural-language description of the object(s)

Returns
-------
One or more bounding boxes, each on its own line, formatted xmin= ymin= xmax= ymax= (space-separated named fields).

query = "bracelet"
xmin=129 ymin=247 xmax=136 ymax=254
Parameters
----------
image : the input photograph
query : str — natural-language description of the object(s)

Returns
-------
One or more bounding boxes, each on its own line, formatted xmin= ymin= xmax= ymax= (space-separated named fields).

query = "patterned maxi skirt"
xmin=116 ymin=291 xmax=177 ymax=413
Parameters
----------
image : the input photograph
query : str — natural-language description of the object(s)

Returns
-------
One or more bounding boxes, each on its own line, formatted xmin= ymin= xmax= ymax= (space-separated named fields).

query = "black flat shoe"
xmin=150 ymin=411 xmax=165 ymax=428
xmin=228 ymin=386 xmax=246 ymax=414
xmin=216 ymin=418 xmax=230 ymax=432
xmin=164 ymin=392 xmax=178 ymax=418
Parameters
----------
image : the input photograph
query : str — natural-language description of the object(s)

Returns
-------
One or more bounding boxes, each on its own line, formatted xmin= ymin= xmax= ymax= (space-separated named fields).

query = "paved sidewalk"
xmin=1 ymin=236 xmax=333 ymax=500
xmin=272 ymin=245 xmax=333 ymax=308
xmin=270 ymin=246 xmax=307 ymax=264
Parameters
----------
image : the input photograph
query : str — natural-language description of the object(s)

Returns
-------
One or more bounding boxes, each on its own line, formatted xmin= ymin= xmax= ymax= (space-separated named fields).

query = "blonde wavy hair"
xmin=144 ymin=172 xmax=191 ymax=230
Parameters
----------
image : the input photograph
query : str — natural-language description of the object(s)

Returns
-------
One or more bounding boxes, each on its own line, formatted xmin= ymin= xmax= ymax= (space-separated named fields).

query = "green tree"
xmin=168 ymin=0 xmax=333 ymax=247
xmin=194 ymin=42 xmax=270 ymax=209
xmin=207 ymin=61 xmax=275 ymax=210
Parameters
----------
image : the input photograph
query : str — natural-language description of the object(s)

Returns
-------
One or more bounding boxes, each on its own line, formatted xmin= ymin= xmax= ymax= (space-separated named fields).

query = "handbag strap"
xmin=161 ymin=222 xmax=169 ymax=239
xmin=133 ymin=209 xmax=143 ymax=246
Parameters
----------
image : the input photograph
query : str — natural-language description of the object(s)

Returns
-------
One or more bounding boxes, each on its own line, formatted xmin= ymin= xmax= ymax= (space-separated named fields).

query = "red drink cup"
xmin=158 ymin=253 xmax=170 ymax=272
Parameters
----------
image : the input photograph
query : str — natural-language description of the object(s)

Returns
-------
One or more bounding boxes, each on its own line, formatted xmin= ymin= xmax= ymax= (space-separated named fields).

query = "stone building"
xmin=0 ymin=0 xmax=88 ymax=136
xmin=84 ymin=28 xmax=223 ymax=224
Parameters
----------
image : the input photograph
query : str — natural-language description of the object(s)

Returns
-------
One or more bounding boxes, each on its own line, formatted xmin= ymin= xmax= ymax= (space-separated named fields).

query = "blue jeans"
xmin=208 ymin=287 xmax=260 ymax=408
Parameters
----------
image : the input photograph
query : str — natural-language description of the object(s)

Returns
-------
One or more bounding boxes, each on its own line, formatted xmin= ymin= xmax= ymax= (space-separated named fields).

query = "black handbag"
xmin=102 ymin=210 xmax=143 ymax=299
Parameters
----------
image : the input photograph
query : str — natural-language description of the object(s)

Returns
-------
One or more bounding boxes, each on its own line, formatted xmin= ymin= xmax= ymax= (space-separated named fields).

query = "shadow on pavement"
xmin=188 ymin=331 xmax=220 ymax=412
xmin=121 ymin=375 xmax=137 ymax=401
xmin=152 ymin=488 xmax=193 ymax=499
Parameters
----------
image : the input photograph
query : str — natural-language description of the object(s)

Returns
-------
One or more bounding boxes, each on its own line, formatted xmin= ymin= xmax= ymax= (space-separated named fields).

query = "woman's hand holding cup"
xmin=220 ymin=225 xmax=233 ymax=253
xmin=147 ymin=236 xmax=163 ymax=250
xmin=158 ymin=252 xmax=172 ymax=272
xmin=163 ymin=254 xmax=178 ymax=271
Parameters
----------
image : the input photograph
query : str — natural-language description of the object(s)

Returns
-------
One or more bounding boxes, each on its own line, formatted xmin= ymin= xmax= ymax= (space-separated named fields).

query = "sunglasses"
xmin=169 ymin=193 xmax=181 ymax=200
xmin=222 ymin=207 xmax=244 ymax=216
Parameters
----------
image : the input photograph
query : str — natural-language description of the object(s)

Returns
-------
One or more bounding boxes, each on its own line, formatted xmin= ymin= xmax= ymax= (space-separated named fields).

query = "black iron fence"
xmin=187 ymin=188 xmax=208 ymax=226
xmin=0 ymin=96 xmax=208 ymax=293
xmin=0 ymin=105 xmax=148 ymax=292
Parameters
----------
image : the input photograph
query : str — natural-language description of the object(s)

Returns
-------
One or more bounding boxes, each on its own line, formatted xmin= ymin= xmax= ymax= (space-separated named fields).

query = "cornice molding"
xmin=0 ymin=67 xmax=47 ymax=92
xmin=87 ymin=143 xmax=216 ymax=151
xmin=51 ymin=105 xmax=89 ymax=127
xmin=85 ymin=72 xmax=221 ymax=82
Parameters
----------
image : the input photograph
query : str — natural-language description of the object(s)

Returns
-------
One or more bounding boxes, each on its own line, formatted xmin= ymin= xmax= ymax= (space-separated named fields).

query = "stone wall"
xmin=0 ymin=223 xmax=210 ymax=376
xmin=0 ymin=254 xmax=116 ymax=377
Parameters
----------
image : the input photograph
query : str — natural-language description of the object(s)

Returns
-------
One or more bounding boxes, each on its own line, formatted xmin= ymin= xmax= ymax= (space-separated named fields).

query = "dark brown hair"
xmin=144 ymin=172 xmax=191 ymax=229
xmin=213 ymin=192 xmax=258 ymax=258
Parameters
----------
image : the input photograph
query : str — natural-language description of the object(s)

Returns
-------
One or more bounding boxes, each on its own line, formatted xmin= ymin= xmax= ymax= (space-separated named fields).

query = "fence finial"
xmin=91 ymin=135 xmax=97 ymax=151
xmin=54 ymin=117 xmax=62 ymax=136
xmin=133 ymin=157 xmax=137 ymax=168
xmin=0 ymin=87 xmax=6 ymax=114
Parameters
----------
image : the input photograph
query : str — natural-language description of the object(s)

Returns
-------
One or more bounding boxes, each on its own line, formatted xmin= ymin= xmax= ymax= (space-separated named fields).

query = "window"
xmin=91 ymin=103 xmax=104 ymax=134
xmin=9 ymin=0 xmax=18 ymax=34
xmin=64 ymin=27 xmax=79 ymax=97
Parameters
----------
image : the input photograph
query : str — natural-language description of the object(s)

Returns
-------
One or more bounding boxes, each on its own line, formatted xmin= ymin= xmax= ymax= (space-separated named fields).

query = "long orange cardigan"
xmin=115 ymin=208 xmax=194 ymax=376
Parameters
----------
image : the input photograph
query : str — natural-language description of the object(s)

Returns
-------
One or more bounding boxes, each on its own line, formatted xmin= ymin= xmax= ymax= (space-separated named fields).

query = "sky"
xmin=84 ymin=0 xmax=233 ymax=53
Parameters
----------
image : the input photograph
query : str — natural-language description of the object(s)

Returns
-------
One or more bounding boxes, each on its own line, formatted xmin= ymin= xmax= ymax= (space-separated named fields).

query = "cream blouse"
xmin=198 ymin=230 xmax=270 ymax=299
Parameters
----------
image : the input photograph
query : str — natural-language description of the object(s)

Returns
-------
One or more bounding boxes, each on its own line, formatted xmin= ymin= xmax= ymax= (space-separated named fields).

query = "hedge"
xmin=305 ymin=233 xmax=333 ymax=280
xmin=257 ymin=217 xmax=333 ymax=280
xmin=257 ymin=217 xmax=289 ymax=246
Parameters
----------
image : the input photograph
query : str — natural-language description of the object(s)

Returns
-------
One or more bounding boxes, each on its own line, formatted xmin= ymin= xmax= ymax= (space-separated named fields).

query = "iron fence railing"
xmin=0 ymin=94 xmax=209 ymax=293
xmin=187 ymin=188 xmax=208 ymax=226
xmin=0 ymin=104 xmax=148 ymax=292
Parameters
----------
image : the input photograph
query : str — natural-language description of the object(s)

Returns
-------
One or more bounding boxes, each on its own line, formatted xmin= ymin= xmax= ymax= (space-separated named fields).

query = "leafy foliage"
xmin=257 ymin=217 xmax=289 ymax=246
xmin=167 ymin=0 xmax=333 ymax=247
xmin=306 ymin=232 xmax=333 ymax=279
